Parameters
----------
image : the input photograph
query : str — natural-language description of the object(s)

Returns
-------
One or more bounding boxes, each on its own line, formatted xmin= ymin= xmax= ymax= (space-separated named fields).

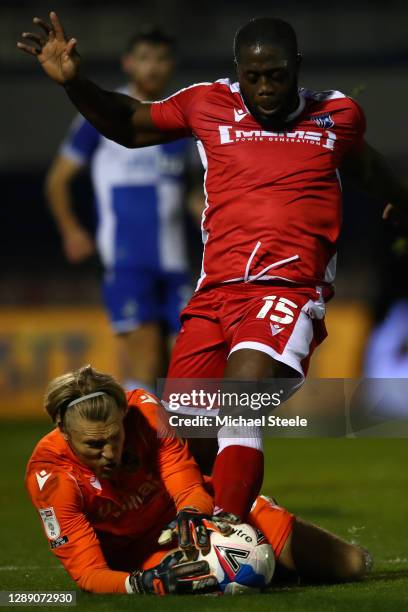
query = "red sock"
xmin=211 ymin=445 xmax=264 ymax=520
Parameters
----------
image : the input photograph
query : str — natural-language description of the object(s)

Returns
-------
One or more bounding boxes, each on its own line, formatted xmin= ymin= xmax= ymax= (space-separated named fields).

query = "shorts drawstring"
xmin=244 ymin=241 xmax=300 ymax=283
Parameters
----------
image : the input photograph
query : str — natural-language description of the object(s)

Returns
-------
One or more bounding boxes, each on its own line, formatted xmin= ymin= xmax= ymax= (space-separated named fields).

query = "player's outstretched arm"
xmin=17 ymin=12 xmax=169 ymax=148
xmin=341 ymin=142 xmax=408 ymax=225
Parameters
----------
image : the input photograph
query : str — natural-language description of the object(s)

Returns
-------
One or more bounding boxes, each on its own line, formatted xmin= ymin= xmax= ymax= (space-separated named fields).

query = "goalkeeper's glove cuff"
xmin=127 ymin=570 xmax=148 ymax=594
xmin=126 ymin=551 xmax=218 ymax=596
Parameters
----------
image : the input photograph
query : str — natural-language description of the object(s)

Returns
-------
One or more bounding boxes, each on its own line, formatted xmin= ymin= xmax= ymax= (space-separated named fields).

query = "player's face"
xmin=122 ymin=42 xmax=174 ymax=98
xmin=65 ymin=409 xmax=126 ymax=479
xmin=236 ymin=44 xmax=300 ymax=129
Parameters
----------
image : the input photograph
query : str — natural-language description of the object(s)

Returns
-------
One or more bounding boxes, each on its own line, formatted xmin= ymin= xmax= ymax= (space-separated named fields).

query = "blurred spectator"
xmin=363 ymin=300 xmax=408 ymax=418
xmin=45 ymin=27 xmax=192 ymax=393
xmin=365 ymin=299 xmax=408 ymax=381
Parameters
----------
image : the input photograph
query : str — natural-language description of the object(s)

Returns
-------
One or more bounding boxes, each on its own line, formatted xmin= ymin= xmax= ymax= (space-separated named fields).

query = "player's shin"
xmin=212 ymin=425 xmax=264 ymax=520
xmin=249 ymin=496 xmax=371 ymax=583
xmin=285 ymin=518 xmax=372 ymax=582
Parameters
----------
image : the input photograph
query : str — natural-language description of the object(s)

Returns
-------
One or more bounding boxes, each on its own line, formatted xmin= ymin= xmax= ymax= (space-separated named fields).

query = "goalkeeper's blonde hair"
xmin=44 ymin=365 xmax=127 ymax=428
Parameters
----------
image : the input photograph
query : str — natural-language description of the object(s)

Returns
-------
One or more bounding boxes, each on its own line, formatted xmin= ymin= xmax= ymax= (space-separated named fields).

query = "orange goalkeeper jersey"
xmin=25 ymin=389 xmax=213 ymax=594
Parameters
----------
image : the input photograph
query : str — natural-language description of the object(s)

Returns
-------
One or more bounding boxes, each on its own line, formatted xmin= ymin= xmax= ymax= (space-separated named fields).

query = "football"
xmin=198 ymin=523 xmax=275 ymax=595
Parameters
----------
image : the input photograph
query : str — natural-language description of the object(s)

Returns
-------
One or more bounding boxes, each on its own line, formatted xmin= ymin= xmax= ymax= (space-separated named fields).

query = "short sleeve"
xmin=150 ymin=83 xmax=210 ymax=135
xmin=60 ymin=115 xmax=101 ymax=165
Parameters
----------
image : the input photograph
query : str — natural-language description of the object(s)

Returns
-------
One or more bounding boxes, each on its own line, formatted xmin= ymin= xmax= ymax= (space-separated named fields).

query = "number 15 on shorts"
xmin=256 ymin=296 xmax=298 ymax=325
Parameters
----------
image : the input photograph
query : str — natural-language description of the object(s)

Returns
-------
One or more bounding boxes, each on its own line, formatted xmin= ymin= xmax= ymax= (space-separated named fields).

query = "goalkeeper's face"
xmin=63 ymin=406 xmax=126 ymax=479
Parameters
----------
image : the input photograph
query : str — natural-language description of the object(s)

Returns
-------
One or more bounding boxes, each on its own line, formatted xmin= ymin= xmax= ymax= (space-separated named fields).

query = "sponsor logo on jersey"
xmin=36 ymin=470 xmax=51 ymax=491
xmin=218 ymin=126 xmax=336 ymax=150
xmin=309 ymin=113 xmax=335 ymax=129
xmin=234 ymin=108 xmax=248 ymax=122
xmin=95 ymin=478 xmax=161 ymax=520
xmin=39 ymin=506 xmax=61 ymax=540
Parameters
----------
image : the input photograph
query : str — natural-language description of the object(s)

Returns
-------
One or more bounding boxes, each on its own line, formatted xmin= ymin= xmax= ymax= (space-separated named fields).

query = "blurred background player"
xmin=360 ymin=240 xmax=408 ymax=421
xmin=45 ymin=27 xmax=191 ymax=393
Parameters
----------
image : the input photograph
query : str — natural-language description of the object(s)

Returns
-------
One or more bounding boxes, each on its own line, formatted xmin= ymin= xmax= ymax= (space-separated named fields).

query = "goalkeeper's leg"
xmin=249 ymin=495 xmax=372 ymax=583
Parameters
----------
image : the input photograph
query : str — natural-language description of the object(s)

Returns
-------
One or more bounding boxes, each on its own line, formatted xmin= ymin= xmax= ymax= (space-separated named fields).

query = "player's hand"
xmin=176 ymin=508 xmax=211 ymax=552
xmin=158 ymin=510 xmax=234 ymax=554
xmin=62 ymin=226 xmax=95 ymax=263
xmin=211 ymin=511 xmax=241 ymax=526
xmin=128 ymin=550 xmax=218 ymax=595
xmin=17 ymin=12 xmax=80 ymax=84
xmin=176 ymin=508 xmax=235 ymax=554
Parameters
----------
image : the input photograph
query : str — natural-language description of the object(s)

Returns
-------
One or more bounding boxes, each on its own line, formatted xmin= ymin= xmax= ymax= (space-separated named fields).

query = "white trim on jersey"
xmin=152 ymin=82 xmax=213 ymax=105
xmin=324 ymin=253 xmax=338 ymax=283
xmin=215 ymin=78 xmax=240 ymax=93
xmin=186 ymin=81 xmax=344 ymax=291
xmin=286 ymin=94 xmax=306 ymax=121
xmin=216 ymin=78 xmax=307 ymax=122
xmin=196 ymin=139 xmax=210 ymax=291
xmin=336 ymin=168 xmax=343 ymax=191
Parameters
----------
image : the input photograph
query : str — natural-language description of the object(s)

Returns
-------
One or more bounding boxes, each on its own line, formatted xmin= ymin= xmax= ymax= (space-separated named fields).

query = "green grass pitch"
xmin=0 ymin=420 xmax=407 ymax=610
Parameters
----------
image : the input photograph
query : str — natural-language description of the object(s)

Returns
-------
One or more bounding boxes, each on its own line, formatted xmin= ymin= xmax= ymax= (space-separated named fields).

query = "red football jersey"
xmin=151 ymin=79 xmax=365 ymax=292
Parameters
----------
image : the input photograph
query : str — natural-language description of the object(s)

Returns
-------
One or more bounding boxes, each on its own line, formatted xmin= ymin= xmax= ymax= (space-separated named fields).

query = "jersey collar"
xmin=235 ymin=81 xmax=306 ymax=123
xmin=285 ymin=91 xmax=306 ymax=122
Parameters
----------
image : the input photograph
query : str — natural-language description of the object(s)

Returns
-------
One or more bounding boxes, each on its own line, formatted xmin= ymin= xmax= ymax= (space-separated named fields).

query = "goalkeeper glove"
xmin=177 ymin=508 xmax=211 ymax=552
xmin=176 ymin=507 xmax=236 ymax=553
xmin=158 ymin=508 xmax=240 ymax=553
xmin=128 ymin=550 xmax=218 ymax=595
